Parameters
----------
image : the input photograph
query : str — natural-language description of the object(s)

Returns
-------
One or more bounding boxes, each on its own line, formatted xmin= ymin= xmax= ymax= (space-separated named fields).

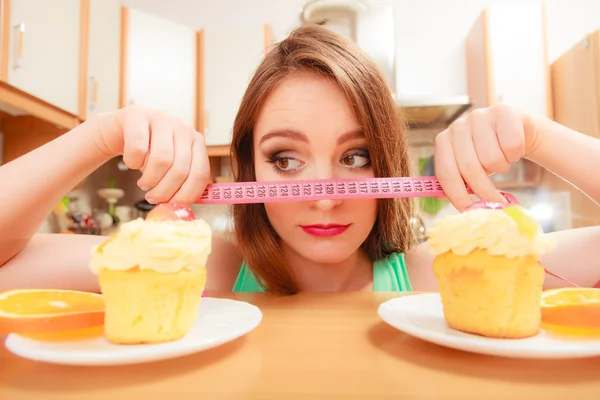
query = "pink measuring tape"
xmin=196 ymin=176 xmax=518 ymax=205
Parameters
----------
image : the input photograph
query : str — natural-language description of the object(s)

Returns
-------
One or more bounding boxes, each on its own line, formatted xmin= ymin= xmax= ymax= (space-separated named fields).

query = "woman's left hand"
xmin=434 ymin=104 xmax=542 ymax=211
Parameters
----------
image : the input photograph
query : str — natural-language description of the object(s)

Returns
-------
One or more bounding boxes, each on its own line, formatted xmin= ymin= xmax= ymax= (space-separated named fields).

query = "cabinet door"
xmin=125 ymin=8 xmax=196 ymax=127
xmin=7 ymin=0 xmax=81 ymax=115
xmin=551 ymin=30 xmax=600 ymax=138
xmin=466 ymin=4 xmax=551 ymax=117
xmin=204 ymin=24 xmax=265 ymax=146
xmin=86 ymin=0 xmax=121 ymax=118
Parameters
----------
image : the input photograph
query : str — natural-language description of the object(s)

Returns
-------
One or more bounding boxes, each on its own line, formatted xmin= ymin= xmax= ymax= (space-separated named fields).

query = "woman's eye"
xmin=341 ymin=153 xmax=370 ymax=168
xmin=267 ymin=155 xmax=304 ymax=173
xmin=276 ymin=157 xmax=299 ymax=170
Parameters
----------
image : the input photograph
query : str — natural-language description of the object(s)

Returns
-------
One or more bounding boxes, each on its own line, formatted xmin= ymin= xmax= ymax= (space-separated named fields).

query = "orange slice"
xmin=541 ymin=287 xmax=600 ymax=337
xmin=0 ymin=289 xmax=105 ymax=335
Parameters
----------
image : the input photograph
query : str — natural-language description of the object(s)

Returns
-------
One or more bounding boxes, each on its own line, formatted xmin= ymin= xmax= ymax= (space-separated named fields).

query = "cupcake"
xmin=428 ymin=204 xmax=552 ymax=339
xmin=90 ymin=203 xmax=211 ymax=344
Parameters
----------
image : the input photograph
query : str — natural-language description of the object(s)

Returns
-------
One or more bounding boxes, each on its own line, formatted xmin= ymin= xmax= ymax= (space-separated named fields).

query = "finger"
xmin=145 ymin=124 xmax=195 ymax=203
xmin=434 ymin=129 xmax=472 ymax=211
xmin=492 ymin=104 xmax=525 ymax=162
xmin=122 ymin=107 xmax=150 ymax=170
xmin=471 ymin=109 xmax=510 ymax=174
xmin=453 ymin=118 xmax=507 ymax=205
xmin=137 ymin=116 xmax=174 ymax=194
xmin=170 ymin=133 xmax=212 ymax=204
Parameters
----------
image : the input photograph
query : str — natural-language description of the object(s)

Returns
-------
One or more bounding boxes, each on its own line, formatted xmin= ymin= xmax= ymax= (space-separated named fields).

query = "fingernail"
xmin=139 ymin=186 xmax=148 ymax=191
xmin=146 ymin=197 xmax=156 ymax=204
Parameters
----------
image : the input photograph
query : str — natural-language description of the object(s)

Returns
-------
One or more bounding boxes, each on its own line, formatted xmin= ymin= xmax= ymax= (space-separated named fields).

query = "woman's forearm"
xmin=527 ymin=115 xmax=600 ymax=204
xmin=0 ymin=118 xmax=112 ymax=266
xmin=0 ymin=234 xmax=104 ymax=292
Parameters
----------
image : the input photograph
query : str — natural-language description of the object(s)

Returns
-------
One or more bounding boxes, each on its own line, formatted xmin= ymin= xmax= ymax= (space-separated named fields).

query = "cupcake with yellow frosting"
xmin=90 ymin=203 xmax=211 ymax=344
xmin=428 ymin=204 xmax=552 ymax=339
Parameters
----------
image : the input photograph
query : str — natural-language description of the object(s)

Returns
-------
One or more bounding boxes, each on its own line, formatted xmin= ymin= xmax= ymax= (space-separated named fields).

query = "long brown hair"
xmin=231 ymin=24 xmax=414 ymax=294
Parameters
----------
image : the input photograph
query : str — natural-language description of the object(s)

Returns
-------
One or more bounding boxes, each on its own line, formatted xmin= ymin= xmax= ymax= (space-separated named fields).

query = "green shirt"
xmin=232 ymin=252 xmax=412 ymax=292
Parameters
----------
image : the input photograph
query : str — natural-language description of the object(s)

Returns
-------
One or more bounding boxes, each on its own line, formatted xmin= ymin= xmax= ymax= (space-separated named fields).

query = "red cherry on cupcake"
xmin=146 ymin=203 xmax=195 ymax=221
xmin=463 ymin=193 xmax=520 ymax=213
xmin=463 ymin=200 xmax=506 ymax=212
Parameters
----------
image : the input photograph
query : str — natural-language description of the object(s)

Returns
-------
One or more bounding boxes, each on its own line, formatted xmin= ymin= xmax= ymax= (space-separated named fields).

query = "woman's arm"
xmin=0 ymin=106 xmax=211 ymax=269
xmin=0 ymin=118 xmax=111 ymax=267
xmin=415 ymin=105 xmax=600 ymax=290
xmin=525 ymin=114 xmax=600 ymax=204
xmin=541 ymin=226 xmax=600 ymax=288
xmin=0 ymin=234 xmax=105 ymax=292
xmin=0 ymin=233 xmax=243 ymax=293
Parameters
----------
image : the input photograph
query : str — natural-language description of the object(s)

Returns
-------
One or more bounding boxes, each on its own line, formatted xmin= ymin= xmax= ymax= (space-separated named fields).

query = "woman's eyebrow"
xmin=259 ymin=129 xmax=308 ymax=144
xmin=337 ymin=129 xmax=364 ymax=145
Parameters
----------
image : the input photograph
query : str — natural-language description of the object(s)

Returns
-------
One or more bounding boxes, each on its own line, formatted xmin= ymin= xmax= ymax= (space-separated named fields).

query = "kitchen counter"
xmin=2 ymin=292 xmax=599 ymax=399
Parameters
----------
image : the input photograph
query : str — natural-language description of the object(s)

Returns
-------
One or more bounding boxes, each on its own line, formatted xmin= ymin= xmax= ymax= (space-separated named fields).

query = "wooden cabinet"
xmin=466 ymin=3 xmax=552 ymax=118
xmin=85 ymin=0 xmax=121 ymax=118
xmin=203 ymin=24 xmax=265 ymax=146
xmin=2 ymin=0 xmax=81 ymax=116
xmin=122 ymin=7 xmax=197 ymax=128
xmin=551 ymin=29 xmax=600 ymax=138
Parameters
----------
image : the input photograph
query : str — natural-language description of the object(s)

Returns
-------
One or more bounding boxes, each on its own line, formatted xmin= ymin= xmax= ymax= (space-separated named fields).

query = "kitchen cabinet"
xmin=2 ymin=0 xmax=81 ymax=116
xmin=466 ymin=3 xmax=552 ymax=118
xmin=122 ymin=7 xmax=197 ymax=128
xmin=551 ymin=29 xmax=600 ymax=138
xmin=203 ymin=24 xmax=266 ymax=146
xmin=85 ymin=0 xmax=121 ymax=118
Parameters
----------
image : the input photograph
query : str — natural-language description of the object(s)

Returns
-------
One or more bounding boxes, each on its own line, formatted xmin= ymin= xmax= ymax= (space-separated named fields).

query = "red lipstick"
xmin=300 ymin=224 xmax=350 ymax=237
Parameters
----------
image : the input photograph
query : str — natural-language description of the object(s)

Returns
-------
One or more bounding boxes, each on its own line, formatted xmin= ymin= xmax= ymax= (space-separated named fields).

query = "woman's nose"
xmin=310 ymin=199 xmax=342 ymax=211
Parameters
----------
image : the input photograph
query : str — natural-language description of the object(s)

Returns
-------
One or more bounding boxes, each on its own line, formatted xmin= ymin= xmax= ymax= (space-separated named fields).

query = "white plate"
xmin=378 ymin=293 xmax=600 ymax=359
xmin=4 ymin=297 xmax=262 ymax=366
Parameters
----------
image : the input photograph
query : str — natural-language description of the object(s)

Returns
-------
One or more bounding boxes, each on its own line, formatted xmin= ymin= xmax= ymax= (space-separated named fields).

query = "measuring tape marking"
xmin=196 ymin=176 xmax=464 ymax=204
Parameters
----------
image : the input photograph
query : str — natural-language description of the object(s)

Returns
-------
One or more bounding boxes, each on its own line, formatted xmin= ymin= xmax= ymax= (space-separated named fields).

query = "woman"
xmin=1 ymin=25 xmax=599 ymax=293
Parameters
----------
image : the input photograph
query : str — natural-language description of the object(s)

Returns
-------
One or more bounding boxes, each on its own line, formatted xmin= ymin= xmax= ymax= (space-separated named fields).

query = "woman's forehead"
xmin=254 ymin=74 xmax=361 ymax=144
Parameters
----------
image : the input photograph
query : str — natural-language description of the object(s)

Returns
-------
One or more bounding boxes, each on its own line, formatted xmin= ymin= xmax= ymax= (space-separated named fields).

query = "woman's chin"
xmin=294 ymin=245 xmax=360 ymax=265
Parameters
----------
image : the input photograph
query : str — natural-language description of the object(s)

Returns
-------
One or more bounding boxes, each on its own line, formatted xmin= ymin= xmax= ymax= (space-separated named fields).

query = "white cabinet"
xmin=124 ymin=7 xmax=197 ymax=127
xmin=86 ymin=0 xmax=121 ymax=118
xmin=203 ymin=24 xmax=265 ymax=146
xmin=6 ymin=0 xmax=81 ymax=115
xmin=466 ymin=3 xmax=552 ymax=118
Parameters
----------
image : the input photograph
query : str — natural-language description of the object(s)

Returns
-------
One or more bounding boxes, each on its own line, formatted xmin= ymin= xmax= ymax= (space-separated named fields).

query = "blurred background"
xmin=0 ymin=0 xmax=598 ymax=241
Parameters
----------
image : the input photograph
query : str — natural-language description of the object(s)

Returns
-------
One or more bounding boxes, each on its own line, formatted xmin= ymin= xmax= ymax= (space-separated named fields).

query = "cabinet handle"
xmin=89 ymin=76 xmax=98 ymax=110
xmin=13 ymin=23 xmax=25 ymax=69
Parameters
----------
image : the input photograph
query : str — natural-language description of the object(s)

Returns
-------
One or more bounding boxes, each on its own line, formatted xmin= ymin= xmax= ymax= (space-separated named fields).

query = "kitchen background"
xmin=0 ymin=0 xmax=599 ymax=240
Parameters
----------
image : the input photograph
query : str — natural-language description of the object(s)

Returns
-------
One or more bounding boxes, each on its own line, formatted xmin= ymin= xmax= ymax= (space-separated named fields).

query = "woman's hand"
xmin=434 ymin=104 xmax=543 ymax=211
xmin=91 ymin=105 xmax=211 ymax=205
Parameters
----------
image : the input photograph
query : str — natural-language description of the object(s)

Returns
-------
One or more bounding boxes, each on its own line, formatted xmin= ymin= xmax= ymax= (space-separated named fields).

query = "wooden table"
xmin=1 ymin=292 xmax=600 ymax=399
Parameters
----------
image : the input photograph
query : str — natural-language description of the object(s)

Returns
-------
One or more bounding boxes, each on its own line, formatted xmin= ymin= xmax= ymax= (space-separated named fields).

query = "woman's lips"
xmin=300 ymin=224 xmax=350 ymax=237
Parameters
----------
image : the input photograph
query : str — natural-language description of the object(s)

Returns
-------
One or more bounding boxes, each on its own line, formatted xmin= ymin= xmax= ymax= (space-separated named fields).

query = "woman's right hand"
xmin=91 ymin=105 xmax=211 ymax=205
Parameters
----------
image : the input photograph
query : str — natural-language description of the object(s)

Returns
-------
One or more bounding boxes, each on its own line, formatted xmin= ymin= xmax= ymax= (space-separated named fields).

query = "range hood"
xmin=301 ymin=0 xmax=471 ymax=129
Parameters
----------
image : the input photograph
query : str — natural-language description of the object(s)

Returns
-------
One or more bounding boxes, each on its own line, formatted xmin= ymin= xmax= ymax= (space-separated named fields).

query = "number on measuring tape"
xmin=315 ymin=183 xmax=324 ymax=196
xmin=258 ymin=185 xmax=266 ymax=198
xmin=414 ymin=180 xmax=423 ymax=192
xmin=326 ymin=182 xmax=334 ymax=195
xmin=348 ymin=182 xmax=357 ymax=194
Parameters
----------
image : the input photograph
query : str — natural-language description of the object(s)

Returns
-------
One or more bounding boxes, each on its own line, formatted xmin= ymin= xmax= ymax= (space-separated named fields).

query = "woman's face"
xmin=253 ymin=74 xmax=377 ymax=264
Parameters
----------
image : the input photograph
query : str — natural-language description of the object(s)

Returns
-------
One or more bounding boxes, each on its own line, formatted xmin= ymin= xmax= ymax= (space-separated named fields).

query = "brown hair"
xmin=230 ymin=24 xmax=414 ymax=294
